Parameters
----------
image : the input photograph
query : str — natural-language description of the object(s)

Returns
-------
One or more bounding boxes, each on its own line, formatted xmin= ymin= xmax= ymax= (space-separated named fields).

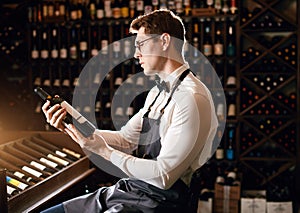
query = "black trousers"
xmin=41 ymin=178 xmax=191 ymax=213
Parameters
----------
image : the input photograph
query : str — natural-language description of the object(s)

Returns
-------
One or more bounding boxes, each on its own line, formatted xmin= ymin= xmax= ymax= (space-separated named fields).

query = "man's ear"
xmin=161 ymin=33 xmax=171 ymax=51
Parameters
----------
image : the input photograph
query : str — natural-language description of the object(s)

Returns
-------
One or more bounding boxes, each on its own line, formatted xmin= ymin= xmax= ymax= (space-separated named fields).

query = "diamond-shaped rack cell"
xmin=241 ymin=159 xmax=294 ymax=185
xmin=272 ymin=0 xmax=298 ymax=25
xmin=245 ymin=10 xmax=296 ymax=31
xmin=271 ymin=122 xmax=297 ymax=156
xmin=273 ymin=79 xmax=297 ymax=112
xmin=240 ymin=79 xmax=265 ymax=113
xmin=243 ymin=116 xmax=291 ymax=140
xmin=240 ymin=122 xmax=264 ymax=155
xmin=273 ymin=33 xmax=297 ymax=69
xmin=243 ymin=97 xmax=294 ymax=116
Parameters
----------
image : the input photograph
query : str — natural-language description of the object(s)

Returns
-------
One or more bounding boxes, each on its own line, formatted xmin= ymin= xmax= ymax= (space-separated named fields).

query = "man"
xmin=41 ymin=9 xmax=218 ymax=213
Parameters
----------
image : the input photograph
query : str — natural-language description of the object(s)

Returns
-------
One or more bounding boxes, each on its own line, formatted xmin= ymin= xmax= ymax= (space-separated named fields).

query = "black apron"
xmin=64 ymin=70 xmax=192 ymax=213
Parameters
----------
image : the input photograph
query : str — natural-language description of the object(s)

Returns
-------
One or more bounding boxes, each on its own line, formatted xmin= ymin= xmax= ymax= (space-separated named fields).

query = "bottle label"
xmin=30 ymin=161 xmax=46 ymax=171
xmin=41 ymin=50 xmax=49 ymax=59
xmin=47 ymin=154 xmax=69 ymax=166
xmin=124 ymin=40 xmax=131 ymax=58
xmin=80 ymin=41 xmax=88 ymax=51
xmin=55 ymin=150 xmax=67 ymax=158
xmin=228 ymin=104 xmax=236 ymax=117
xmin=51 ymin=49 xmax=59 ymax=58
xmin=214 ymin=43 xmax=224 ymax=56
xmin=40 ymin=157 xmax=58 ymax=168
xmin=70 ymin=45 xmax=77 ymax=59
xmin=31 ymin=50 xmax=39 ymax=59
xmin=91 ymin=48 xmax=99 ymax=57
xmin=226 ymin=149 xmax=234 ymax=160
xmin=7 ymin=185 xmax=17 ymax=195
xmin=203 ymin=44 xmax=212 ymax=56
xmin=13 ymin=171 xmax=25 ymax=179
xmin=121 ymin=7 xmax=129 ymax=18
xmin=216 ymin=148 xmax=224 ymax=159
xmin=60 ymin=48 xmax=67 ymax=59
xmin=101 ymin=40 xmax=108 ymax=55
xmin=6 ymin=176 xmax=28 ymax=190
xmin=226 ymin=76 xmax=236 ymax=86
xmin=62 ymin=148 xmax=81 ymax=159
xmin=113 ymin=41 xmax=121 ymax=53
xmin=97 ymin=9 xmax=104 ymax=19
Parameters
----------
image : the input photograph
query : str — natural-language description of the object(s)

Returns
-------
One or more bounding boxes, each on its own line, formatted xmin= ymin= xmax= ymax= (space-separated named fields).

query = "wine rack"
xmin=239 ymin=0 xmax=299 ymax=208
xmin=0 ymin=131 xmax=94 ymax=212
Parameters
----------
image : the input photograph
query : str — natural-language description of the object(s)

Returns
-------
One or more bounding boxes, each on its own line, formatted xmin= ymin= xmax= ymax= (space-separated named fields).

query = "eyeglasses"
xmin=134 ymin=35 xmax=160 ymax=52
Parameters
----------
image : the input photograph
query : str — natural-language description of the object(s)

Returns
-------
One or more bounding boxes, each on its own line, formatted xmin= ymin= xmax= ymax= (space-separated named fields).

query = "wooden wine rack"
xmin=0 ymin=131 xmax=95 ymax=213
xmin=239 ymin=0 xmax=299 ymax=206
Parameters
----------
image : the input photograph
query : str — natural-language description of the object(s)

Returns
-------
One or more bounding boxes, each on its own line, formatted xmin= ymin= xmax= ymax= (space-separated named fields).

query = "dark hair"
xmin=130 ymin=9 xmax=186 ymax=51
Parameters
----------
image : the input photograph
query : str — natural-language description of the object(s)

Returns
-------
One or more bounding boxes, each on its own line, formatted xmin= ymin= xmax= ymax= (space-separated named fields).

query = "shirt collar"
xmin=156 ymin=63 xmax=190 ymax=92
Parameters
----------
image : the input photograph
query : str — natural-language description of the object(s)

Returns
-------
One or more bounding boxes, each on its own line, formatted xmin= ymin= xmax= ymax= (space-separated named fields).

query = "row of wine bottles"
xmin=241 ymin=45 xmax=297 ymax=68
xmin=241 ymin=86 xmax=296 ymax=112
xmin=27 ymin=0 xmax=239 ymax=24
xmin=240 ymin=122 xmax=296 ymax=155
xmin=29 ymin=19 xmax=238 ymax=63
xmin=29 ymin=21 xmax=131 ymax=62
xmin=0 ymin=137 xmax=81 ymax=198
xmin=240 ymin=6 xmax=293 ymax=28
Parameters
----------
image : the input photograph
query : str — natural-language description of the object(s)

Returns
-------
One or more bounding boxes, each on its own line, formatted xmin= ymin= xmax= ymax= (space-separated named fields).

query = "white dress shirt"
xmin=85 ymin=63 xmax=218 ymax=190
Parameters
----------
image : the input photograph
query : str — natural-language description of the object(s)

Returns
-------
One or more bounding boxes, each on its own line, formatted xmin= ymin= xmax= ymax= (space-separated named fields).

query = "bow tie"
xmin=155 ymin=79 xmax=170 ymax=92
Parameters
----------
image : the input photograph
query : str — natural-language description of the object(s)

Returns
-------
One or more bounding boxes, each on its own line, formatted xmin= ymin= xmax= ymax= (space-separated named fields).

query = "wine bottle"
xmin=79 ymin=26 xmax=88 ymax=60
xmin=104 ymin=0 xmax=112 ymax=18
xmin=121 ymin=0 xmax=129 ymax=18
xmin=214 ymin=27 xmax=224 ymax=56
xmin=34 ymin=87 xmax=96 ymax=137
xmin=129 ymin=0 xmax=136 ymax=18
xmin=215 ymin=136 xmax=224 ymax=160
xmin=203 ymin=23 xmax=213 ymax=57
xmin=69 ymin=27 xmax=78 ymax=60
xmin=136 ymin=0 xmax=144 ymax=16
xmin=89 ymin=0 xmax=97 ymax=20
xmin=50 ymin=27 xmax=59 ymax=60
xmin=112 ymin=22 xmax=121 ymax=59
xmin=227 ymin=91 xmax=236 ymax=119
xmin=90 ymin=26 xmax=99 ymax=57
xmin=59 ymin=25 xmax=68 ymax=60
xmin=112 ymin=0 xmax=121 ymax=19
xmin=226 ymin=125 xmax=235 ymax=160
xmin=226 ymin=24 xmax=235 ymax=57
xmin=7 ymin=184 xmax=20 ymax=197
xmin=40 ymin=29 xmax=49 ymax=60
xmin=6 ymin=175 xmax=29 ymax=192
xmin=30 ymin=28 xmax=39 ymax=60
xmin=95 ymin=0 xmax=104 ymax=19
xmin=69 ymin=0 xmax=78 ymax=21
xmin=144 ymin=0 xmax=153 ymax=14
xmin=214 ymin=0 xmax=222 ymax=14
xmin=226 ymin=60 xmax=236 ymax=88
xmin=100 ymin=24 xmax=109 ymax=56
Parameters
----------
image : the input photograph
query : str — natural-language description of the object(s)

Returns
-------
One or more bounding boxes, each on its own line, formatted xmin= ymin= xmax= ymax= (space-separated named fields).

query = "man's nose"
xmin=134 ymin=48 xmax=141 ymax=59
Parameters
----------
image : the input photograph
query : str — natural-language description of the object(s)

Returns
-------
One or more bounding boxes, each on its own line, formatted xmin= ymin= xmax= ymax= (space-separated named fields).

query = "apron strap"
xmin=157 ymin=69 xmax=190 ymax=120
xmin=144 ymin=69 xmax=190 ymax=119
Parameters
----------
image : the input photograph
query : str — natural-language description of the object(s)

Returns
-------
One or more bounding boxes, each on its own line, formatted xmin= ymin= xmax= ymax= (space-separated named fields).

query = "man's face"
xmin=134 ymin=27 xmax=164 ymax=76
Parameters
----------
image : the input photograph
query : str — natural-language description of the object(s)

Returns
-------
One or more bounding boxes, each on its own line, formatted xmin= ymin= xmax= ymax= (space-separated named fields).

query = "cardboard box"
xmin=267 ymin=201 xmax=293 ymax=213
xmin=197 ymin=198 xmax=213 ymax=213
xmin=241 ymin=198 xmax=266 ymax=213
xmin=214 ymin=198 xmax=239 ymax=213
xmin=214 ymin=183 xmax=241 ymax=200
